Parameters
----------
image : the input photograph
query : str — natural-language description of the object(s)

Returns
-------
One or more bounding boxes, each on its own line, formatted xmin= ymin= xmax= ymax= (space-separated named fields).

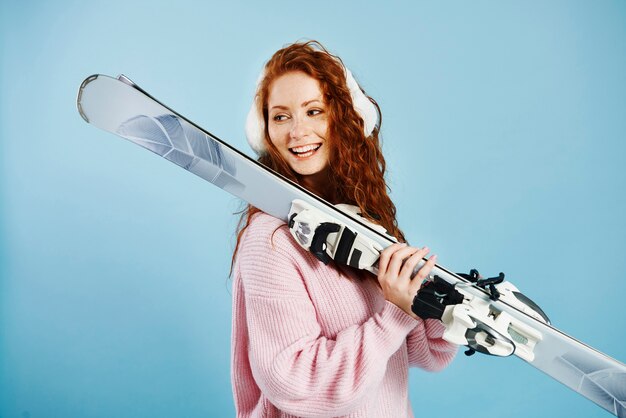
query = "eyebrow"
xmin=302 ymin=99 xmax=322 ymax=107
xmin=270 ymin=98 xmax=323 ymax=111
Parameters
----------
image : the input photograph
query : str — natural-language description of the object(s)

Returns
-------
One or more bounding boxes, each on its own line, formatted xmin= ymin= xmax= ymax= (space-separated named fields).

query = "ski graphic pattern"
xmin=77 ymin=74 xmax=626 ymax=417
xmin=117 ymin=114 xmax=243 ymax=192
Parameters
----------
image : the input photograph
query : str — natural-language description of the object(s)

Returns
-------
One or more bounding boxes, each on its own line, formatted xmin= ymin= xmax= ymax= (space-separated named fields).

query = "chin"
xmin=287 ymin=154 xmax=327 ymax=176
xmin=294 ymin=166 xmax=320 ymax=176
xmin=291 ymin=160 xmax=327 ymax=176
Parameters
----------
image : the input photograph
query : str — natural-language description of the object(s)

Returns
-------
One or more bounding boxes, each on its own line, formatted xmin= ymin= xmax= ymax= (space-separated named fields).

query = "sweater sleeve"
xmin=406 ymin=318 xmax=458 ymax=371
xmin=237 ymin=215 xmax=418 ymax=417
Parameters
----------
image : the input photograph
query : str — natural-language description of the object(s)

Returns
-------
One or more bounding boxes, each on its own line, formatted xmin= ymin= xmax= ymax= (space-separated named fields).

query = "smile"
xmin=289 ymin=143 xmax=322 ymax=158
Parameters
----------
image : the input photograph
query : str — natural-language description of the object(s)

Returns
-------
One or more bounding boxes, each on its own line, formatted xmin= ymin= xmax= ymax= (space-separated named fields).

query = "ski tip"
xmin=117 ymin=74 xmax=136 ymax=87
xmin=77 ymin=74 xmax=100 ymax=123
xmin=79 ymin=74 xmax=99 ymax=90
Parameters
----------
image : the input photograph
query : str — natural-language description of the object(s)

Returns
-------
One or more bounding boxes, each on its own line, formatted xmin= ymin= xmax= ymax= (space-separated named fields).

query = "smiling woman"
xmin=230 ymin=41 xmax=457 ymax=417
xmin=243 ymin=42 xmax=397 ymax=225
xmin=266 ymin=71 xmax=331 ymax=192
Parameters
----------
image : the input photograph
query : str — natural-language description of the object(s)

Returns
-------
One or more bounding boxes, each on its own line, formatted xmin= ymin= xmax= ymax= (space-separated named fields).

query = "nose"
xmin=289 ymin=116 xmax=310 ymax=141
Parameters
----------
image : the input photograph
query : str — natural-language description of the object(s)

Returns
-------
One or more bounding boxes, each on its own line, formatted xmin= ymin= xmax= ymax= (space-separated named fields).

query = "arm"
xmin=238 ymin=219 xmax=417 ymax=417
xmin=406 ymin=319 xmax=458 ymax=371
xmin=376 ymin=243 xmax=457 ymax=370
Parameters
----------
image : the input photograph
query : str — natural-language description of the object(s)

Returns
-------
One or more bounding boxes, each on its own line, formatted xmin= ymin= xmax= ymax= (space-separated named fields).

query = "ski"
xmin=77 ymin=74 xmax=626 ymax=417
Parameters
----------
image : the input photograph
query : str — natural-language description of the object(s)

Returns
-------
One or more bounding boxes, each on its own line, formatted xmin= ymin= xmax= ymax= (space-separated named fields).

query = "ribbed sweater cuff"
xmin=376 ymin=301 xmax=419 ymax=352
xmin=424 ymin=318 xmax=447 ymax=338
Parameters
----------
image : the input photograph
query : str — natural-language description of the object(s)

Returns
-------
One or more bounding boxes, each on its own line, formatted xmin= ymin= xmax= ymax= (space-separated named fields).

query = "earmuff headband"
xmin=245 ymin=63 xmax=378 ymax=155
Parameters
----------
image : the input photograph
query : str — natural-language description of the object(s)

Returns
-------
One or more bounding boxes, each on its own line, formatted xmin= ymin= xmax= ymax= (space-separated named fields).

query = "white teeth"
xmin=290 ymin=144 xmax=321 ymax=154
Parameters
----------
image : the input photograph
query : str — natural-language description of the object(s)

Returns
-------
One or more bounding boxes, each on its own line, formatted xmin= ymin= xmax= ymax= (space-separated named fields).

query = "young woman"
xmin=231 ymin=41 xmax=457 ymax=417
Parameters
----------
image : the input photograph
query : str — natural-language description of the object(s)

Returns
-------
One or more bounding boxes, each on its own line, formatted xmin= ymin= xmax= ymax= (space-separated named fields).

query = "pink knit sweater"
xmin=231 ymin=213 xmax=457 ymax=417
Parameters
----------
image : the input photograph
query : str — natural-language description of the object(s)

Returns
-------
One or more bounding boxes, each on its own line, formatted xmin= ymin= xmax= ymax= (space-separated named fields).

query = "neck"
xmin=298 ymin=167 xmax=335 ymax=203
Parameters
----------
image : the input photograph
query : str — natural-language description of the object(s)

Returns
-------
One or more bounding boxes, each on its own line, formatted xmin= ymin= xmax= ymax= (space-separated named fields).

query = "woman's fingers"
xmin=379 ymin=244 xmax=432 ymax=281
xmin=377 ymin=243 xmax=438 ymax=317
xmin=409 ymin=254 xmax=438 ymax=294
xmin=377 ymin=243 xmax=407 ymax=277
xmin=386 ymin=246 xmax=420 ymax=280
xmin=398 ymin=246 xmax=430 ymax=280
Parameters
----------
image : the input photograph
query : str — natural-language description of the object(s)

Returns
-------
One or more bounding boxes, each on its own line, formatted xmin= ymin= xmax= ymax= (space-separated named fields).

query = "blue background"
xmin=1 ymin=1 xmax=625 ymax=417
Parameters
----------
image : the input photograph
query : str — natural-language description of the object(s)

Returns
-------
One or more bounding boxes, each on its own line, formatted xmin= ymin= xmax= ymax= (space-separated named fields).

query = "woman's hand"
xmin=377 ymin=243 xmax=438 ymax=318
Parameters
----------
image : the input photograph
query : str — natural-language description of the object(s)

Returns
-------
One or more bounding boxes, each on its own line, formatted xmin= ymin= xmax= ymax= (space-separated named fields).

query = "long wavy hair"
xmin=231 ymin=40 xmax=405 ymax=270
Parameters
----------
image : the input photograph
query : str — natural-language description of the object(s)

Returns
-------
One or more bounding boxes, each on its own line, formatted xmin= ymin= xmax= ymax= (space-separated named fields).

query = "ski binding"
xmin=288 ymin=199 xmax=549 ymax=362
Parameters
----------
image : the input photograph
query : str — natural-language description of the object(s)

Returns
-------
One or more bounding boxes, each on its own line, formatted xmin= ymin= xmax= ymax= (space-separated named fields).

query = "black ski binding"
xmin=411 ymin=276 xmax=464 ymax=321
xmin=458 ymin=268 xmax=505 ymax=301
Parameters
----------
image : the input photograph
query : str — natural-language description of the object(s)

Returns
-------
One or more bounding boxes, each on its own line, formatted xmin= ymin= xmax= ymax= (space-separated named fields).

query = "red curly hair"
xmin=232 ymin=41 xmax=405 ymax=269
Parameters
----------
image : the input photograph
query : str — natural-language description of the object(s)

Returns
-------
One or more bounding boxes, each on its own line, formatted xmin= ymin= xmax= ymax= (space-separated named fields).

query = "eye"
xmin=272 ymin=114 xmax=289 ymax=122
xmin=307 ymin=108 xmax=323 ymax=117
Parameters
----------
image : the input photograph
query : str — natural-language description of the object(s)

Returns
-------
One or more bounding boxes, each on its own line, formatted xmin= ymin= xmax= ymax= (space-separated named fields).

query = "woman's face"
xmin=267 ymin=71 xmax=330 ymax=182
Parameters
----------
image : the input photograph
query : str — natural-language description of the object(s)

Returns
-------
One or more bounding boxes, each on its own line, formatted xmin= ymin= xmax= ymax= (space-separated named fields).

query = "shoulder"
xmin=238 ymin=212 xmax=306 ymax=263
xmin=244 ymin=212 xmax=291 ymax=247
xmin=246 ymin=211 xmax=287 ymax=237
xmin=235 ymin=212 xmax=319 ymax=297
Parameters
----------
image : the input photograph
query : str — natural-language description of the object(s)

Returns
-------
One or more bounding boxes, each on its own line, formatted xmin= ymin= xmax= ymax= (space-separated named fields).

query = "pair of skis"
xmin=76 ymin=74 xmax=625 ymax=417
